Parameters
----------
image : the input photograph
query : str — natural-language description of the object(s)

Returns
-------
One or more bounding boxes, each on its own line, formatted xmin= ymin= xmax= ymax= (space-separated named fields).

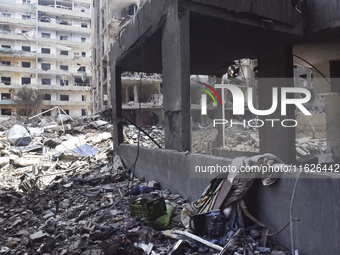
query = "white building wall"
xmin=0 ymin=0 xmax=92 ymax=117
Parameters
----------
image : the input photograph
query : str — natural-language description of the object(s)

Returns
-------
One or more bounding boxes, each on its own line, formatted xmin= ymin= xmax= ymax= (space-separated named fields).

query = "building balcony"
xmin=37 ymin=69 xmax=92 ymax=77
xmin=0 ymin=32 xmax=30 ymax=42
xmin=38 ymin=84 xmax=91 ymax=92
xmin=37 ymin=5 xmax=91 ymax=19
xmin=0 ymin=83 xmax=91 ymax=91
xmin=0 ymin=65 xmax=36 ymax=74
xmin=0 ymin=83 xmax=22 ymax=89
xmin=0 ymin=3 xmax=30 ymax=12
xmin=37 ymin=53 xmax=91 ymax=63
xmin=0 ymin=50 xmax=36 ymax=59
xmin=42 ymin=100 xmax=89 ymax=106
xmin=0 ymin=99 xmax=15 ymax=106
xmin=38 ymin=21 xmax=91 ymax=34
xmin=38 ymin=38 xmax=91 ymax=49
xmin=0 ymin=16 xmax=36 ymax=27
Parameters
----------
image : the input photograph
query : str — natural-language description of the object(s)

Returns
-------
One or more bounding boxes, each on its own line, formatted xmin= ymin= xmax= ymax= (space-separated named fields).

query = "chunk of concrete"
xmin=29 ymin=231 xmax=48 ymax=242
xmin=0 ymin=156 xmax=10 ymax=168
xmin=5 ymin=124 xmax=31 ymax=146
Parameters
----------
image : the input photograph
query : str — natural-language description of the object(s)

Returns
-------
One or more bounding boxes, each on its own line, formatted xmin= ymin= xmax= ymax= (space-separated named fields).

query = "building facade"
xmin=0 ymin=0 xmax=92 ymax=117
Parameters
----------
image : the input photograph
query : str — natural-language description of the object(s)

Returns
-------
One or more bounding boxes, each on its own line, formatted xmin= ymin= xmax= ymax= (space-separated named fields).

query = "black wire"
xmin=293 ymin=54 xmax=331 ymax=86
xmin=126 ymin=13 xmax=144 ymax=195
xmin=119 ymin=113 xmax=162 ymax=148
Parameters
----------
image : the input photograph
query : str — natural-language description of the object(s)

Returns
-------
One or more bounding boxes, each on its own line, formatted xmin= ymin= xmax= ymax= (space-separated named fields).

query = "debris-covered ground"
xmin=123 ymin=121 xmax=328 ymax=158
xmin=0 ymin=115 xmax=293 ymax=254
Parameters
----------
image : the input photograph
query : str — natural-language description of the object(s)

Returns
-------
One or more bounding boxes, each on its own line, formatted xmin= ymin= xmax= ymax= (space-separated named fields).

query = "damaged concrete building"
xmin=108 ymin=0 xmax=340 ymax=254
xmin=0 ymin=0 xmax=92 ymax=117
xmin=91 ymin=0 xmax=164 ymax=126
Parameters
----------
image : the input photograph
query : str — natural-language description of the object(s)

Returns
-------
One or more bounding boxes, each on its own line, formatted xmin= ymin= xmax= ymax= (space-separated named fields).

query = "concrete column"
xmin=161 ymin=2 xmax=191 ymax=151
xmin=258 ymin=45 xmax=295 ymax=163
xmin=133 ymin=85 xmax=139 ymax=103
xmin=106 ymin=59 xmax=112 ymax=107
xmin=125 ymin=86 xmax=129 ymax=103
xmin=110 ymin=63 xmax=123 ymax=152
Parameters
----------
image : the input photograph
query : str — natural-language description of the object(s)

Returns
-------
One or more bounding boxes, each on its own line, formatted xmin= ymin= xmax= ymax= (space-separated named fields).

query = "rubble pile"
xmin=0 ymin=116 xmax=292 ymax=254
xmin=123 ymin=125 xmax=165 ymax=148
xmin=0 ymin=116 xmax=113 ymax=193
xmin=191 ymin=124 xmax=218 ymax=154
xmin=123 ymin=101 xmax=163 ymax=108
xmin=224 ymin=126 xmax=260 ymax=152
xmin=0 ymin=161 xmax=189 ymax=255
xmin=295 ymin=137 xmax=327 ymax=157
xmin=122 ymin=72 xmax=162 ymax=81
xmin=122 ymin=122 xmax=328 ymax=157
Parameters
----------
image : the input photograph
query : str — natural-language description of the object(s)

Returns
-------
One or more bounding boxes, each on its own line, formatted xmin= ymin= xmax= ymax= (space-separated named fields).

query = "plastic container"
xmin=130 ymin=197 xmax=166 ymax=219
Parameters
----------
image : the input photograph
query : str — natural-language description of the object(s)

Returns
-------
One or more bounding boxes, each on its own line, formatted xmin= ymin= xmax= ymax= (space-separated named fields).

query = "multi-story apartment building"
xmin=91 ymin=0 xmax=164 ymax=125
xmin=0 ymin=0 xmax=92 ymax=117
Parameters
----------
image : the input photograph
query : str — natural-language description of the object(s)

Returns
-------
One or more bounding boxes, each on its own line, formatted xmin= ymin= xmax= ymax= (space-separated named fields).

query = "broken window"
xmin=81 ymin=109 xmax=86 ymax=116
xmin=75 ymin=77 xmax=89 ymax=86
xmin=1 ymin=109 xmax=11 ymax=115
xmin=127 ymin=4 xmax=137 ymax=15
xmin=60 ymin=95 xmax=69 ymax=101
xmin=22 ymin=30 xmax=27 ymax=34
xmin=41 ymin=63 xmax=51 ymax=71
xmin=22 ymin=62 xmax=31 ymax=68
xmin=22 ymin=0 xmax=30 ymax=4
xmin=64 ymin=109 xmax=70 ymax=115
xmin=60 ymin=65 xmax=69 ymax=71
xmin=78 ymin=66 xmax=86 ymax=72
xmin=43 ymin=94 xmax=51 ymax=100
xmin=82 ymin=95 xmax=86 ymax=101
xmin=42 ymin=78 xmax=51 ymax=85
xmin=41 ymin=48 xmax=50 ymax=54
xmin=60 ymin=21 xmax=68 ymax=25
xmin=21 ymin=77 xmax=31 ymax=85
xmin=81 ymin=52 xmax=86 ymax=57
xmin=2 ymin=13 xmax=11 ymax=18
xmin=42 ymin=109 xmax=51 ymax=116
xmin=81 ymin=37 xmax=86 ymax=42
xmin=1 ymin=45 xmax=11 ymax=49
xmin=41 ymin=33 xmax=50 ymax=38
xmin=22 ymin=46 xmax=31 ymax=52
xmin=1 ymin=93 xmax=11 ymax=100
xmin=22 ymin=15 xmax=31 ymax=20
xmin=1 ymin=60 xmax=11 ymax=66
xmin=1 ymin=77 xmax=11 ymax=85
xmin=81 ymin=23 xmax=88 ymax=28
xmin=40 ymin=16 xmax=51 ymax=23
xmin=60 ymin=50 xmax=68 ymax=56
xmin=60 ymin=36 xmax=68 ymax=41
xmin=60 ymin=80 xmax=69 ymax=86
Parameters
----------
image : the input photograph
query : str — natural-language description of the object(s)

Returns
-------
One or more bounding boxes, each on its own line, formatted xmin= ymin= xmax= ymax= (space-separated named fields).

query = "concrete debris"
xmin=123 ymin=125 xmax=165 ymax=148
xmin=57 ymin=114 xmax=72 ymax=124
xmin=295 ymin=137 xmax=327 ymax=158
xmin=0 ymin=116 xmax=295 ymax=254
xmin=192 ymin=125 xmax=218 ymax=154
xmin=0 ymin=116 xmax=113 ymax=192
xmin=5 ymin=124 xmax=32 ymax=147
xmin=123 ymin=121 xmax=328 ymax=158
xmin=0 ymin=159 xmax=188 ymax=254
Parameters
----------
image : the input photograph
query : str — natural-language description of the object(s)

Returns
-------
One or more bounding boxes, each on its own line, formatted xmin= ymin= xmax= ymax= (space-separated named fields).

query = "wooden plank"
xmin=212 ymin=179 xmax=232 ymax=210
